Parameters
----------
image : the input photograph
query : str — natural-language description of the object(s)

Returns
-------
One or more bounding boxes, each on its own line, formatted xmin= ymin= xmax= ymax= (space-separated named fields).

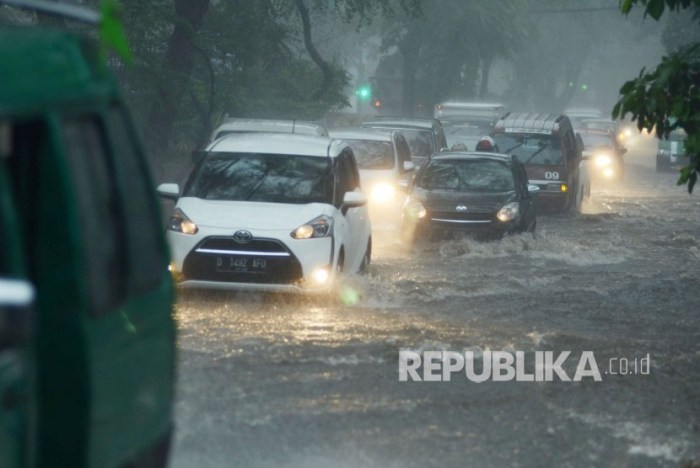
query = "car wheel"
xmin=359 ymin=238 xmax=371 ymax=274
xmin=527 ymin=218 xmax=537 ymax=235
xmin=336 ymin=249 xmax=344 ymax=274
xmin=573 ymin=184 xmax=584 ymax=213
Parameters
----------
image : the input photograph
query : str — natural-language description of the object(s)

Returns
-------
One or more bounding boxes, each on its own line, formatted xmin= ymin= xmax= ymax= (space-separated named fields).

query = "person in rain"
xmin=475 ymin=136 xmax=500 ymax=152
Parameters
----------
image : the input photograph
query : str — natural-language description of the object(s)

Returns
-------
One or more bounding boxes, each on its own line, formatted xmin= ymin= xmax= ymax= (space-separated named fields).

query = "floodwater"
xmin=171 ymin=137 xmax=700 ymax=468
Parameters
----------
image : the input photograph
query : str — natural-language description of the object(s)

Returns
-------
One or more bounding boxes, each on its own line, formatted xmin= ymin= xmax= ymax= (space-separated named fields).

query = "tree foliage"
xmin=615 ymin=0 xmax=700 ymax=192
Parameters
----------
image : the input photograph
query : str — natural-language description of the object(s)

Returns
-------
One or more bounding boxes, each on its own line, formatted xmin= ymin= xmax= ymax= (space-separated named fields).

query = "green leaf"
xmin=620 ymin=0 xmax=634 ymax=14
xmin=646 ymin=0 xmax=666 ymax=19
xmin=100 ymin=0 xmax=132 ymax=65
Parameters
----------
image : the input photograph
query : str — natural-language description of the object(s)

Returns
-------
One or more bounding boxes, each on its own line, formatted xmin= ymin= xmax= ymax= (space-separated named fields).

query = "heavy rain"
xmin=0 ymin=1 xmax=699 ymax=467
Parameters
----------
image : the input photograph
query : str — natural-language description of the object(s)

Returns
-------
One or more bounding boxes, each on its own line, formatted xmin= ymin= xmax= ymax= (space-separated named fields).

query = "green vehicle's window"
xmin=62 ymin=117 xmax=126 ymax=317
xmin=106 ymin=107 xmax=165 ymax=294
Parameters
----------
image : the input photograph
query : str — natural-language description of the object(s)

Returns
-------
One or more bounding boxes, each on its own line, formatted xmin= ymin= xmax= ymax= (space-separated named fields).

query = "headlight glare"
xmin=370 ymin=183 xmax=396 ymax=202
xmin=168 ymin=208 xmax=198 ymax=235
xmin=594 ymin=154 xmax=613 ymax=168
xmin=291 ymin=215 xmax=333 ymax=239
xmin=404 ymin=199 xmax=427 ymax=219
xmin=497 ymin=202 xmax=519 ymax=222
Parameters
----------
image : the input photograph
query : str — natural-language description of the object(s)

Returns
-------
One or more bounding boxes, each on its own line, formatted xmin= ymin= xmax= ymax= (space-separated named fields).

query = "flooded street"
xmin=172 ymin=142 xmax=700 ymax=468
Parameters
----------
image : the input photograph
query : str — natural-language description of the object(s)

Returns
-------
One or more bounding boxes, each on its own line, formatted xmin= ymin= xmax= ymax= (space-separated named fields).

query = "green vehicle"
xmin=0 ymin=2 xmax=176 ymax=467
xmin=656 ymin=129 xmax=688 ymax=172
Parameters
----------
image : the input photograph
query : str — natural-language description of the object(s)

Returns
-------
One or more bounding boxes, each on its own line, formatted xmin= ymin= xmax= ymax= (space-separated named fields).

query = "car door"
xmin=515 ymin=162 xmax=535 ymax=227
xmin=334 ymin=150 xmax=366 ymax=272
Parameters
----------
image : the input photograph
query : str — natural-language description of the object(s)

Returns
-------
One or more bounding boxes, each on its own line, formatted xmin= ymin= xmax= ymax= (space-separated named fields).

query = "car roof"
xmin=494 ymin=112 xmax=570 ymax=134
xmin=429 ymin=151 xmax=514 ymax=163
xmin=565 ymin=108 xmax=603 ymax=118
xmin=211 ymin=118 xmax=328 ymax=139
xmin=362 ymin=117 xmax=439 ymax=131
xmin=328 ymin=127 xmax=394 ymax=142
xmin=206 ymin=133 xmax=345 ymax=158
xmin=577 ymin=128 xmax=614 ymax=137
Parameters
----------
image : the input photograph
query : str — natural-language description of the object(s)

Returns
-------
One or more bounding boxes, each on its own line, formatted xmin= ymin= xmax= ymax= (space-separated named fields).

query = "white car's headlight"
xmin=594 ymin=153 xmax=613 ymax=168
xmin=404 ymin=199 xmax=426 ymax=219
xmin=496 ymin=202 xmax=519 ymax=222
xmin=370 ymin=183 xmax=396 ymax=202
xmin=168 ymin=208 xmax=198 ymax=235
xmin=291 ymin=215 xmax=333 ymax=239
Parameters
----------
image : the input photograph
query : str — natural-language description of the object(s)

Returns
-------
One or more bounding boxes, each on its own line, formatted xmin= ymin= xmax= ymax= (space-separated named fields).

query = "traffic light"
xmin=355 ymin=84 xmax=372 ymax=101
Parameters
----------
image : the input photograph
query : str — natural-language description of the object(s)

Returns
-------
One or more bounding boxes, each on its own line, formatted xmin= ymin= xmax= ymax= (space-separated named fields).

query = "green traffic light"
xmin=356 ymin=85 xmax=371 ymax=100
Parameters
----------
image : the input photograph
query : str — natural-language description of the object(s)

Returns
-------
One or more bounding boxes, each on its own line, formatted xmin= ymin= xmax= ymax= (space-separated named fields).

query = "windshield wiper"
xmin=242 ymin=166 xmax=272 ymax=201
xmin=503 ymin=142 xmax=524 ymax=154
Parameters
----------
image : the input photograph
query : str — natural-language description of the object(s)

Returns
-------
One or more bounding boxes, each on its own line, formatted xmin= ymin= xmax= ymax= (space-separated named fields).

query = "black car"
xmin=401 ymin=152 xmax=538 ymax=242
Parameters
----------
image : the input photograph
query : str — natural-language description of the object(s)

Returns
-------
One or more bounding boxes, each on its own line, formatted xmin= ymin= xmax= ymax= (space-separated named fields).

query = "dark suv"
xmin=491 ymin=113 xmax=590 ymax=212
xmin=401 ymin=151 xmax=538 ymax=242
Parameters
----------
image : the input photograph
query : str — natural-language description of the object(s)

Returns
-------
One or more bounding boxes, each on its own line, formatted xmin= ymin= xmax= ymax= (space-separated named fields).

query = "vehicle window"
xmin=442 ymin=121 xmax=493 ymax=150
xmin=344 ymin=140 xmax=394 ymax=170
xmin=185 ymin=153 xmax=332 ymax=204
xmin=401 ymin=130 xmax=435 ymax=157
xmin=106 ymin=106 xmax=165 ymax=294
xmin=580 ymin=134 xmax=614 ymax=150
xmin=436 ymin=128 xmax=448 ymax=149
xmin=492 ymin=134 xmax=563 ymax=165
xmin=344 ymin=149 xmax=361 ymax=190
xmin=418 ymin=159 xmax=515 ymax=193
xmin=334 ymin=154 xmax=351 ymax=205
xmin=396 ymin=136 xmax=411 ymax=166
xmin=62 ymin=117 xmax=126 ymax=317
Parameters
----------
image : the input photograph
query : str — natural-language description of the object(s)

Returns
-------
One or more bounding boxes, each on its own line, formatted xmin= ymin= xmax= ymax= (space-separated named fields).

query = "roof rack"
xmin=0 ymin=0 xmax=100 ymax=25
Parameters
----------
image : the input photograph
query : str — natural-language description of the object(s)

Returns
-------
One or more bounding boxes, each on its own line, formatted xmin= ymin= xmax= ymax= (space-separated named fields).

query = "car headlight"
xmin=594 ymin=153 xmax=613 ymax=168
xmin=404 ymin=199 xmax=426 ymax=220
xmin=168 ymin=208 xmax=198 ymax=235
xmin=496 ymin=202 xmax=519 ymax=222
xmin=370 ymin=183 xmax=396 ymax=202
xmin=291 ymin=215 xmax=333 ymax=239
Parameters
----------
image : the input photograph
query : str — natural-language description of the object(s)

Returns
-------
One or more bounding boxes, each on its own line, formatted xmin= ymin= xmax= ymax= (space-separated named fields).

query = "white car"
xmin=209 ymin=118 xmax=328 ymax=142
xmin=157 ymin=133 xmax=372 ymax=293
xmin=328 ymin=128 xmax=415 ymax=229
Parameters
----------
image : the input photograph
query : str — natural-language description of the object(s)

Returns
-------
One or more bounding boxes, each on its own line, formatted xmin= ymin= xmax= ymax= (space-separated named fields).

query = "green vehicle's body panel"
xmin=0 ymin=166 xmax=33 ymax=468
xmin=0 ymin=26 xmax=175 ymax=468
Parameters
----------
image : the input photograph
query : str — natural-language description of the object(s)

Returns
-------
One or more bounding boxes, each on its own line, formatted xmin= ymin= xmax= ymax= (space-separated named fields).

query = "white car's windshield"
xmin=345 ymin=140 xmax=395 ymax=170
xmin=185 ymin=153 xmax=332 ymax=204
xmin=418 ymin=159 xmax=514 ymax=193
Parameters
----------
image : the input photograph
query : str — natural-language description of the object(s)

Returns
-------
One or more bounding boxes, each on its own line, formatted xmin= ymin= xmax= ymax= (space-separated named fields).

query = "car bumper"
xmin=167 ymin=227 xmax=335 ymax=291
xmin=407 ymin=216 xmax=518 ymax=239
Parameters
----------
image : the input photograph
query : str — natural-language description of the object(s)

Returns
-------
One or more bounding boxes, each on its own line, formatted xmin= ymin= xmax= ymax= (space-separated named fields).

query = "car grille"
xmin=182 ymin=237 xmax=303 ymax=284
xmin=428 ymin=210 xmax=493 ymax=223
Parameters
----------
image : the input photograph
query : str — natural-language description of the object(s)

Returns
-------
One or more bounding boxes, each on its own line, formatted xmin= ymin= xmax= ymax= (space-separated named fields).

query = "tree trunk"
xmin=146 ymin=0 xmax=210 ymax=158
xmin=294 ymin=0 xmax=333 ymax=101
xmin=399 ymin=41 xmax=418 ymax=117
xmin=479 ymin=54 xmax=493 ymax=99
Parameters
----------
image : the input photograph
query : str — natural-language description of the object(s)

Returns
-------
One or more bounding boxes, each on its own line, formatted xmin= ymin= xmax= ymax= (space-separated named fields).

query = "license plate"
xmin=215 ymin=256 xmax=267 ymax=273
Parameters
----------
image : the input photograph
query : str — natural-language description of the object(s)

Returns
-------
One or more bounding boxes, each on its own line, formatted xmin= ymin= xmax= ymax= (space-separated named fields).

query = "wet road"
xmin=171 ymin=140 xmax=700 ymax=468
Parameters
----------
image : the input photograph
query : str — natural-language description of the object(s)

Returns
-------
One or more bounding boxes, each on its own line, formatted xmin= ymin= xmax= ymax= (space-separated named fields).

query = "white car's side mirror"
xmin=342 ymin=191 xmax=368 ymax=208
xmin=157 ymin=183 xmax=180 ymax=200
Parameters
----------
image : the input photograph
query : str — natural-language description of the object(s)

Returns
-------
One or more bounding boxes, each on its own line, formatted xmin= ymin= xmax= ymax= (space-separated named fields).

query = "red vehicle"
xmin=491 ymin=113 xmax=590 ymax=212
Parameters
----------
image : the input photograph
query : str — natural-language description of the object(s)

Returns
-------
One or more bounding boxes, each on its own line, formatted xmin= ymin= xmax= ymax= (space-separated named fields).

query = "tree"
xmin=613 ymin=0 xmax=700 ymax=192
